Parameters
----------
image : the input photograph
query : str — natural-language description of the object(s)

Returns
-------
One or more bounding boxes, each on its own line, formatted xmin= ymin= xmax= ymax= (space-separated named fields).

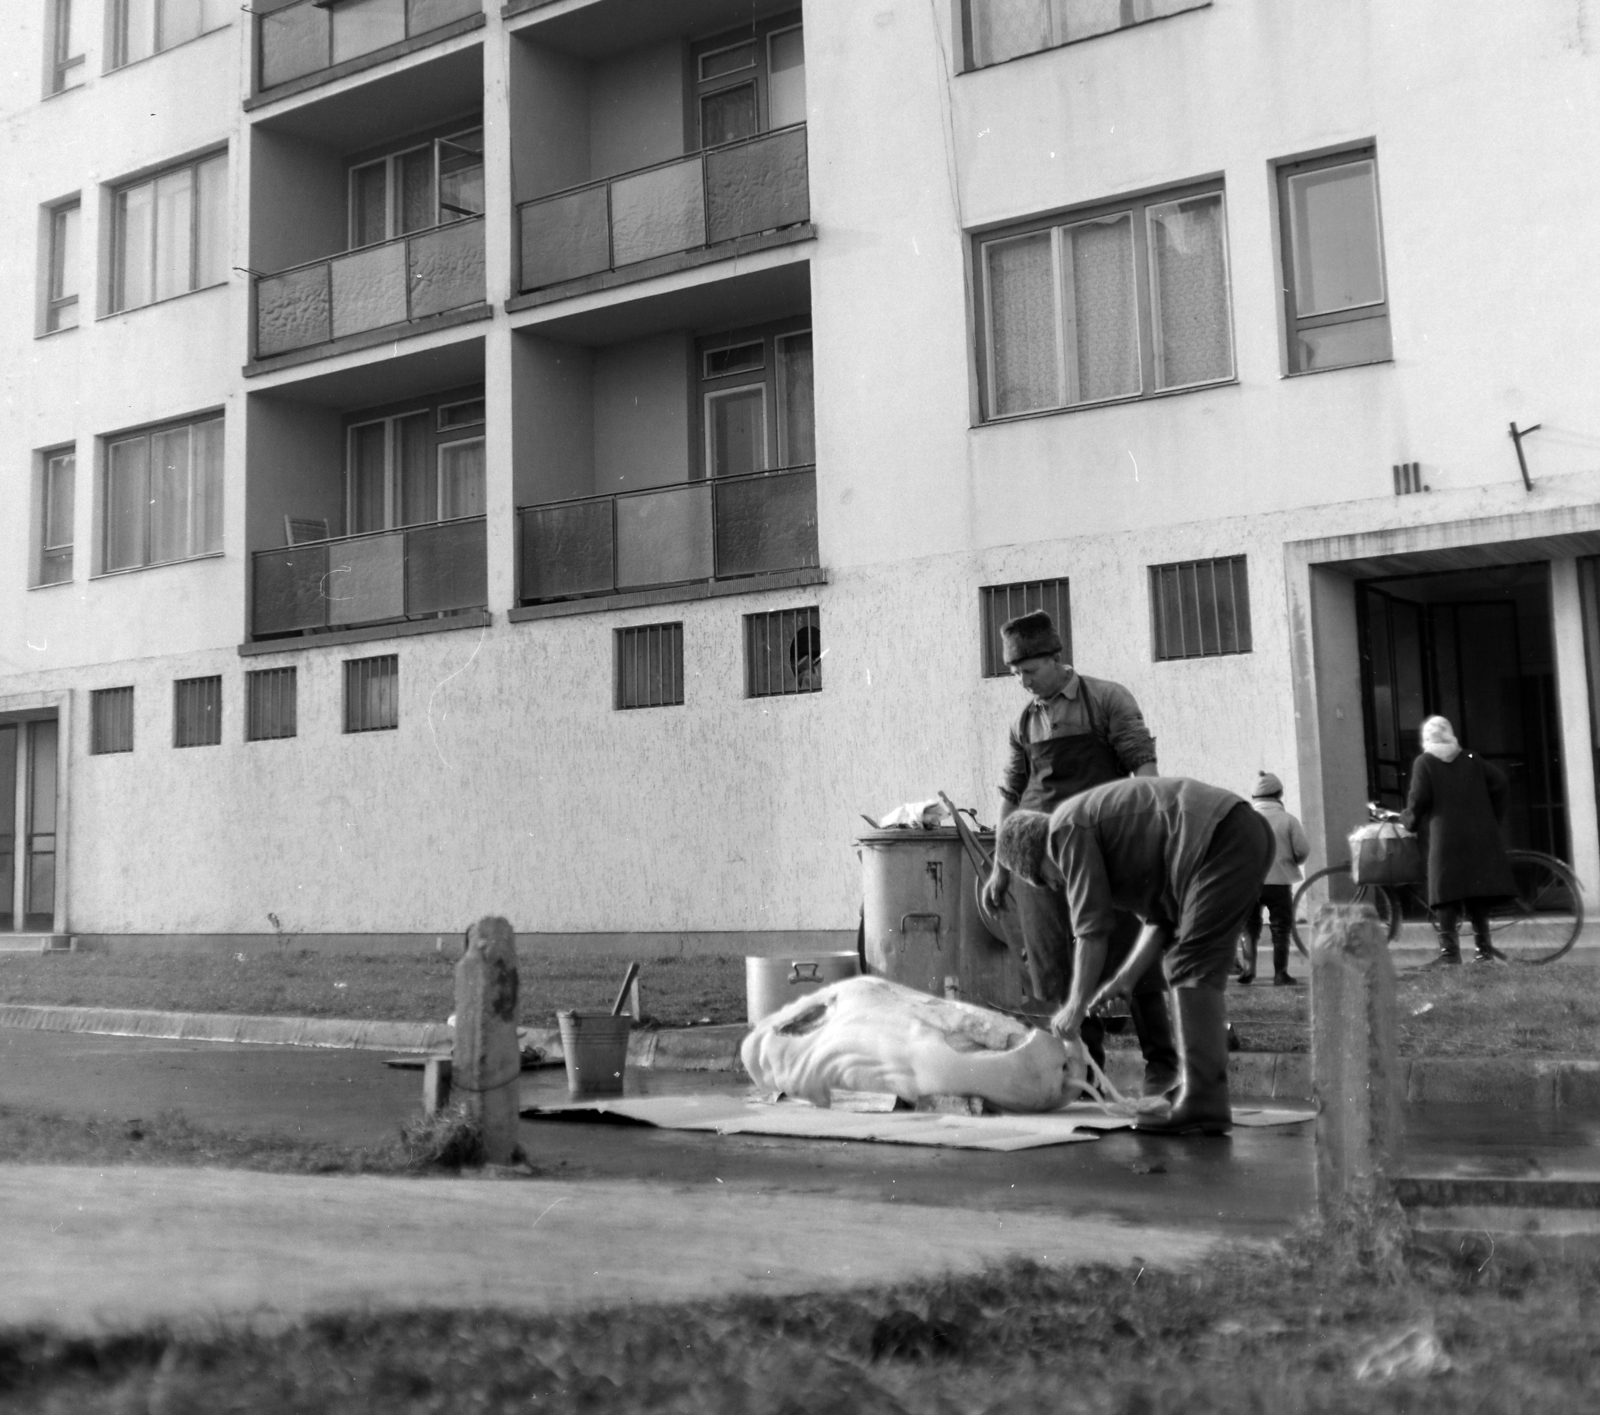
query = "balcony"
xmin=518 ymin=465 xmax=818 ymax=604
xmin=251 ymin=517 xmax=487 ymax=639
xmin=253 ymin=217 xmax=485 ymax=362
xmin=257 ymin=0 xmax=481 ymax=93
xmin=517 ymin=125 xmax=809 ymax=296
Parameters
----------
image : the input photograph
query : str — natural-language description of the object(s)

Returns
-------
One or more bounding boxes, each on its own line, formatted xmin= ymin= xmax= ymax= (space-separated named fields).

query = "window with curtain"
xmin=36 ymin=448 xmax=75 ymax=587
xmin=111 ymin=152 xmax=228 ymax=312
xmin=114 ymin=0 xmax=233 ymax=67
xmin=977 ymin=183 xmax=1233 ymax=420
xmin=102 ymin=414 xmax=223 ymax=572
xmin=964 ymin=0 xmax=1209 ymax=68
xmin=1277 ymin=147 xmax=1392 ymax=374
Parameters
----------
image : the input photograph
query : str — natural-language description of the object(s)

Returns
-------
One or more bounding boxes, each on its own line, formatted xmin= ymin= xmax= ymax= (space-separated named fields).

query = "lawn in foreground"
xmin=2 ymin=948 xmax=1595 ymax=1056
xmin=0 ymin=1225 xmax=1594 ymax=1414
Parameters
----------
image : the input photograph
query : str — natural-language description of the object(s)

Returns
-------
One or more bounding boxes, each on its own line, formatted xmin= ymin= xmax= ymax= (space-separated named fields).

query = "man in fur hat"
xmin=978 ymin=609 xmax=1176 ymax=1097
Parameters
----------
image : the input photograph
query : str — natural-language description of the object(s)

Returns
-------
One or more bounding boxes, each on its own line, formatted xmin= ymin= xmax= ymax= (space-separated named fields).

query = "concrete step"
xmin=1398 ymin=1174 xmax=1600 ymax=1260
xmin=0 ymin=934 xmax=72 ymax=954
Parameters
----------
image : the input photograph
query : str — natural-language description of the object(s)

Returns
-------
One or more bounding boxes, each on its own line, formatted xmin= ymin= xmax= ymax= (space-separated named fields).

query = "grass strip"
xmin=0 ymin=1215 xmax=1595 ymax=1413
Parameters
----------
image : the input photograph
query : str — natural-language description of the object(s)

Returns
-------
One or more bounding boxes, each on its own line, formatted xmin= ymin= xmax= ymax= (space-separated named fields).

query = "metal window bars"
xmin=979 ymin=578 xmax=1072 ymax=678
xmin=746 ymin=607 xmax=821 ymax=698
xmin=344 ymin=655 xmax=399 ymax=733
xmin=173 ymin=676 xmax=223 ymax=748
xmin=615 ymin=624 xmax=684 ymax=710
xmin=1149 ymin=555 xmax=1252 ymax=660
xmin=90 ymin=687 xmax=135 ymax=755
xmin=246 ymin=668 xmax=298 ymax=741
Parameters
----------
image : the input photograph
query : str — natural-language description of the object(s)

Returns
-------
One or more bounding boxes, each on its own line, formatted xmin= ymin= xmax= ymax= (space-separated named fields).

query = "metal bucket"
xmin=856 ymin=827 xmax=1028 ymax=1009
xmin=745 ymin=952 xmax=860 ymax=1024
xmin=556 ymin=1010 xmax=631 ymax=1097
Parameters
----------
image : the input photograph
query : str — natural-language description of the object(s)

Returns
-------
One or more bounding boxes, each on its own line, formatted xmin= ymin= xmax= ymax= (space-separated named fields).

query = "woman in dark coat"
xmin=1402 ymin=715 xmax=1515 ymax=965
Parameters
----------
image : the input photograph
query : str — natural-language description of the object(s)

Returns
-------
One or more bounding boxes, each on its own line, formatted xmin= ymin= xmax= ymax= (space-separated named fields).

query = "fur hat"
xmin=1252 ymin=772 xmax=1283 ymax=799
xmin=1001 ymin=610 xmax=1064 ymax=665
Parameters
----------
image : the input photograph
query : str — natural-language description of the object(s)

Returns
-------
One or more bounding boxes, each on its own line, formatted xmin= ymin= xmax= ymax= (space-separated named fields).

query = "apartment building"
xmin=3 ymin=0 xmax=1599 ymax=952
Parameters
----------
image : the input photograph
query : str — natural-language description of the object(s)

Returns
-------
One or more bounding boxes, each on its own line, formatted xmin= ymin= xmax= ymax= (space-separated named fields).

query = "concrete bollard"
xmin=1311 ymin=903 xmax=1403 ymax=1215
xmin=422 ymin=1057 xmax=452 ymax=1116
xmin=454 ymin=916 xmax=521 ymax=1165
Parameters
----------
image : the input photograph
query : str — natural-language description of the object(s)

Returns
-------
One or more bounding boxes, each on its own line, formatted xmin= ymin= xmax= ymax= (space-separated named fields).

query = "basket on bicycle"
xmin=1348 ymin=820 xmax=1423 ymax=887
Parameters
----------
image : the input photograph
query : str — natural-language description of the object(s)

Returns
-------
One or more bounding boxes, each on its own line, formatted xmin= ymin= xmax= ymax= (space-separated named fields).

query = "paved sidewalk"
xmin=0 ymin=1164 xmax=1227 ymax=1336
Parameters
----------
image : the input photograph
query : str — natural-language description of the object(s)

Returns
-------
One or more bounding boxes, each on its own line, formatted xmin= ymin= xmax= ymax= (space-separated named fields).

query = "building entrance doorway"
xmin=1357 ymin=561 xmax=1566 ymax=859
xmin=0 ymin=718 xmax=59 ymax=932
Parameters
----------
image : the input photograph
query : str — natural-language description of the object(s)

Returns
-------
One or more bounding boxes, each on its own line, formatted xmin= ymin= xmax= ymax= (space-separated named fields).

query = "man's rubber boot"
xmin=1271 ymin=935 xmax=1295 ymax=986
xmin=1133 ymin=987 xmax=1233 ymax=1136
xmin=1424 ymin=921 xmax=1462 ymax=968
xmin=1129 ymin=990 xmax=1180 ymax=1098
xmin=1235 ymin=933 xmax=1257 ymax=985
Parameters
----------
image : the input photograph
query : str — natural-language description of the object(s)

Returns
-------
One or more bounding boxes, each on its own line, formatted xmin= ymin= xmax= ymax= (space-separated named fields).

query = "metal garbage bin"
xmin=855 ymin=827 xmax=1028 ymax=1011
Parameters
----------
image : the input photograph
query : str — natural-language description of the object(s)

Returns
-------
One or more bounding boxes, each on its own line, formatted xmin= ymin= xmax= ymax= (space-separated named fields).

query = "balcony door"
xmin=346 ymin=393 xmax=486 ymax=534
xmin=694 ymin=17 xmax=805 ymax=147
xmin=701 ymin=327 xmax=814 ymax=479
xmin=0 ymin=718 xmax=59 ymax=933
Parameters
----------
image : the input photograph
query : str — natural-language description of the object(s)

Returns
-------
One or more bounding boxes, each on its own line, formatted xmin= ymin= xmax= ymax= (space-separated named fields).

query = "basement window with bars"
xmin=616 ymin=624 xmax=684 ymax=710
xmin=1149 ymin=555 xmax=1251 ymax=660
xmin=746 ymin=607 xmax=821 ymax=697
xmin=980 ymin=578 xmax=1071 ymax=678
xmin=91 ymin=687 xmax=135 ymax=755
xmin=173 ymin=676 xmax=222 ymax=747
xmin=246 ymin=667 xmax=296 ymax=741
xmin=345 ymin=655 xmax=398 ymax=733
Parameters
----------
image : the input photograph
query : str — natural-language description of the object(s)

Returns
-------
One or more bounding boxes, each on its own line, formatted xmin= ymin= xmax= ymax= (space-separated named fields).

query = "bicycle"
xmin=1289 ymin=805 xmax=1584 ymax=964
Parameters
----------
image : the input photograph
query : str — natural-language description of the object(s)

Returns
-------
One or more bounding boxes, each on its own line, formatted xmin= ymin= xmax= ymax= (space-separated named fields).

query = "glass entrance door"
xmin=0 ymin=718 xmax=58 ymax=932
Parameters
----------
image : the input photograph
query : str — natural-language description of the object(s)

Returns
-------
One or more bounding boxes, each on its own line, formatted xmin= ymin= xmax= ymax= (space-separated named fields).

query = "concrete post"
xmin=1549 ymin=558 xmax=1599 ymax=909
xmin=1311 ymin=903 xmax=1402 ymax=1214
xmin=454 ymin=916 xmax=521 ymax=1165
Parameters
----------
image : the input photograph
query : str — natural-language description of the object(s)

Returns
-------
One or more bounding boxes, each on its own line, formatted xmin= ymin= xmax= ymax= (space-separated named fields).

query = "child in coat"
xmin=1236 ymin=772 xmax=1311 ymax=985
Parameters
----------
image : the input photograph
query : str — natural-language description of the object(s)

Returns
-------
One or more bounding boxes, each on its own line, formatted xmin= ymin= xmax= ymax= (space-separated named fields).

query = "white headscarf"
xmin=1421 ymin=715 xmax=1461 ymax=763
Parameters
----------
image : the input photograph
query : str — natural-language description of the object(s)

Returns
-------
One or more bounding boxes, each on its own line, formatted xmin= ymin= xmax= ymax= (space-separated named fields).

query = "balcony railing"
xmin=254 ymin=216 xmax=484 ymax=360
xmin=518 ymin=465 xmax=818 ymax=604
xmin=258 ymin=0 xmax=480 ymax=91
xmin=251 ymin=517 xmax=487 ymax=639
xmin=517 ymin=125 xmax=809 ymax=294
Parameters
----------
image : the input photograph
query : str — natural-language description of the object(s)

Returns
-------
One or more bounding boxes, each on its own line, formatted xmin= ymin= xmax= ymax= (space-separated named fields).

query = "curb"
xmin=3 ymin=1005 xmax=1595 ymax=1104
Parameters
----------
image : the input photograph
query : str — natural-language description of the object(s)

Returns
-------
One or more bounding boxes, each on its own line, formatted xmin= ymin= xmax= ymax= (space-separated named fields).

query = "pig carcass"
xmin=740 ymin=976 xmax=1069 ymax=1113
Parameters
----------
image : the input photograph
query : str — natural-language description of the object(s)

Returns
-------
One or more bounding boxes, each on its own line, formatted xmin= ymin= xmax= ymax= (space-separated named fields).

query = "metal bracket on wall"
xmin=1509 ymin=421 xmax=1541 ymax=491
xmin=1392 ymin=462 xmax=1426 ymax=495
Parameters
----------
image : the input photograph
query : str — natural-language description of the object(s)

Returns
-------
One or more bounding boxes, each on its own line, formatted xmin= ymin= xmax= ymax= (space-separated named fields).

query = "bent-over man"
xmin=979 ymin=609 xmax=1176 ymax=1097
xmin=995 ymin=776 xmax=1275 ymax=1135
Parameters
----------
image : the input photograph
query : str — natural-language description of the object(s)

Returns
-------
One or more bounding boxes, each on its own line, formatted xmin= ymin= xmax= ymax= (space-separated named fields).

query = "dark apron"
xmin=1018 ymin=731 xmax=1125 ymax=811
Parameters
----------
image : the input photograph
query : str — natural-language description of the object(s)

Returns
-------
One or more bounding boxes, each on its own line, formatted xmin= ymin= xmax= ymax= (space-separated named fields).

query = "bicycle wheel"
xmin=1486 ymin=852 xmax=1584 ymax=964
xmin=1290 ymin=865 xmax=1400 ymax=954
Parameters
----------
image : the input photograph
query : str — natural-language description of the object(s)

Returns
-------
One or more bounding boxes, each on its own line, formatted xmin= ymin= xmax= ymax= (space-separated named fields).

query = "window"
xmin=349 ymin=128 xmax=484 ymax=249
xmin=173 ymin=676 xmax=222 ymax=747
xmin=246 ymin=668 xmax=297 ymax=741
xmin=963 ymin=0 xmax=1208 ymax=68
xmin=616 ymin=624 xmax=684 ymax=709
xmin=91 ymin=687 xmax=135 ymax=755
xmin=35 ymin=448 xmax=75 ymax=587
xmin=111 ymin=152 xmax=228 ymax=312
xmin=1277 ymin=148 xmax=1392 ymax=374
xmin=48 ymin=0 xmax=86 ymax=93
xmin=693 ymin=15 xmax=804 ymax=147
xmin=978 ymin=183 xmax=1233 ymax=420
xmin=980 ymin=578 xmax=1071 ymax=678
xmin=114 ymin=0 xmax=232 ymax=67
xmin=44 ymin=201 xmax=81 ymax=332
xmin=746 ymin=608 xmax=821 ymax=697
xmin=1150 ymin=556 xmax=1251 ymax=660
xmin=345 ymin=655 xmax=398 ymax=733
xmin=698 ymin=324 xmax=815 ymax=477
xmin=102 ymin=414 xmax=223 ymax=572
xmin=345 ymin=387 xmax=485 ymax=533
